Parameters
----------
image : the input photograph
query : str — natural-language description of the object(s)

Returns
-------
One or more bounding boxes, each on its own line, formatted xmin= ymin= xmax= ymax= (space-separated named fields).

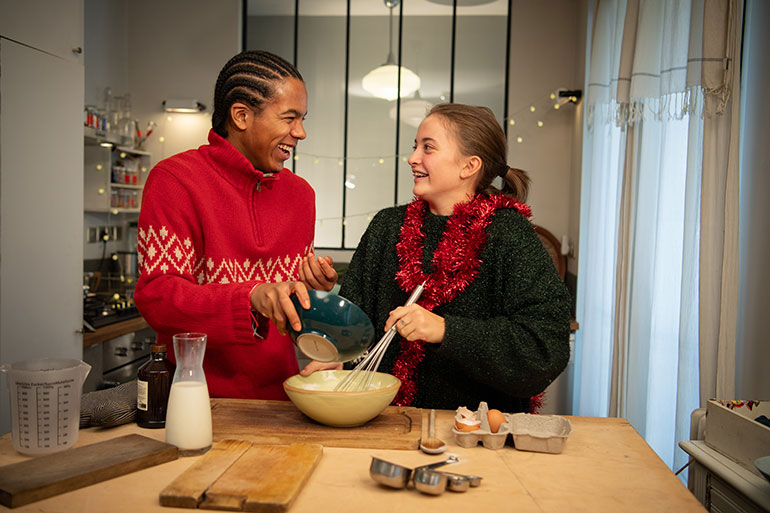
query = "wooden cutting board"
xmin=160 ymin=440 xmax=322 ymax=512
xmin=0 ymin=434 xmax=178 ymax=508
xmin=211 ymin=399 xmax=422 ymax=450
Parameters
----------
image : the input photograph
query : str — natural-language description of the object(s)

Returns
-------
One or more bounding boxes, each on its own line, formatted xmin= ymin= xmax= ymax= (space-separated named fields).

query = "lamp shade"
xmin=362 ymin=64 xmax=421 ymax=101
xmin=390 ymin=98 xmax=433 ymax=127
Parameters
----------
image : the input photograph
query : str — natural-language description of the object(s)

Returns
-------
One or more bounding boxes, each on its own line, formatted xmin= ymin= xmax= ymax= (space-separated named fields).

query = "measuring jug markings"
xmin=9 ymin=376 xmax=80 ymax=451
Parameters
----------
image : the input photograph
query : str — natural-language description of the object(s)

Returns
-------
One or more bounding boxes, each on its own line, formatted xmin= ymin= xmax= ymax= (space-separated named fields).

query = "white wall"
xmin=84 ymin=0 xmax=128 ymax=107
xmin=126 ymin=0 xmax=240 ymax=167
xmin=85 ymin=0 xmax=240 ymax=171
xmin=508 ymin=0 xmax=584 ymax=276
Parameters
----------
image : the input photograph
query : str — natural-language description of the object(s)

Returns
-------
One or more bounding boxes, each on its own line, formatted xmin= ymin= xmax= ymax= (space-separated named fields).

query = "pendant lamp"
xmin=362 ymin=0 xmax=420 ymax=101
xmin=390 ymin=90 xmax=433 ymax=127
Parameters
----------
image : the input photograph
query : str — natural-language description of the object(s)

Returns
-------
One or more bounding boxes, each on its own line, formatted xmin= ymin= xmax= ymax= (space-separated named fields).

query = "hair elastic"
xmin=498 ymin=166 xmax=510 ymax=178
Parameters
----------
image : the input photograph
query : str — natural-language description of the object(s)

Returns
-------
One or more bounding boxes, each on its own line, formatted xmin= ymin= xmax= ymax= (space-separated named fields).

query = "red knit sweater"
xmin=134 ymin=130 xmax=315 ymax=400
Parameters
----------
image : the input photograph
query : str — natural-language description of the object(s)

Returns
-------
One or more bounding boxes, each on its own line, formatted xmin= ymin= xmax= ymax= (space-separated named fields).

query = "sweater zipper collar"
xmin=255 ymin=172 xmax=277 ymax=193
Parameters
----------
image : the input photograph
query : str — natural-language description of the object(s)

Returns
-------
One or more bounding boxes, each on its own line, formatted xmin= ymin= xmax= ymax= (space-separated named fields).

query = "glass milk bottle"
xmin=165 ymin=333 xmax=212 ymax=456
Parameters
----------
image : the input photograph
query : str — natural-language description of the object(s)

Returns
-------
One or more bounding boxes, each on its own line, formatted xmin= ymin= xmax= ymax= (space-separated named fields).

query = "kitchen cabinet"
xmin=0 ymin=0 xmax=83 ymax=63
xmin=0 ymin=5 xmax=84 ymax=437
xmin=84 ymin=136 xmax=150 ymax=213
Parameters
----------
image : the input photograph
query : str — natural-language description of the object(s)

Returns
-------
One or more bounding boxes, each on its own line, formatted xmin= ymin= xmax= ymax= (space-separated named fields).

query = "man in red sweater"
xmin=134 ymin=51 xmax=336 ymax=400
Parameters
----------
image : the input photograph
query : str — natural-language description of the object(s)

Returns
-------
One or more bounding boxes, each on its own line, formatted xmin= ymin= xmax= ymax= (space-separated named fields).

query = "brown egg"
xmin=487 ymin=408 xmax=507 ymax=433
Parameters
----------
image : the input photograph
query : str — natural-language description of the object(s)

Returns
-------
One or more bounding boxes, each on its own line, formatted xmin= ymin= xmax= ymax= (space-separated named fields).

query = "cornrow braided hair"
xmin=212 ymin=50 xmax=304 ymax=137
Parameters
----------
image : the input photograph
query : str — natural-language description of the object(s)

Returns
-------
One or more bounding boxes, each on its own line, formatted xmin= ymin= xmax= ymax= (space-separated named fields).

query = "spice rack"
xmin=84 ymin=135 xmax=151 ymax=213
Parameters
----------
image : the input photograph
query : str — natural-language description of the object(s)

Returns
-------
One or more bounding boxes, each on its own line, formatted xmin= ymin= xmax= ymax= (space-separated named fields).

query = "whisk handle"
xmin=404 ymin=281 xmax=426 ymax=307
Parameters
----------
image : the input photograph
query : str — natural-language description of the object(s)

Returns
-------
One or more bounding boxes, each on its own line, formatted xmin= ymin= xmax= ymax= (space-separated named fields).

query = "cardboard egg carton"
xmin=452 ymin=401 xmax=572 ymax=454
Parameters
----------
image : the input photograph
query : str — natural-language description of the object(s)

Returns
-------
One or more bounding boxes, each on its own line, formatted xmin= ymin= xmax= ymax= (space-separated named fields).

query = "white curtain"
xmin=574 ymin=0 xmax=743 ymax=475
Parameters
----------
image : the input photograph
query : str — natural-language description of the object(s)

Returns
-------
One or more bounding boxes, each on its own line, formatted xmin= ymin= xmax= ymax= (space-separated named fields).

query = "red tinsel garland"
xmin=391 ymin=194 xmax=531 ymax=406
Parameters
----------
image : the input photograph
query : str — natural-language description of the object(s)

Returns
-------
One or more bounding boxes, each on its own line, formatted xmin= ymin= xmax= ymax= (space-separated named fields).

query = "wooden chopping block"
xmin=211 ymin=399 xmax=422 ymax=450
xmin=0 ymin=434 xmax=178 ymax=508
xmin=160 ymin=439 xmax=253 ymax=508
xmin=160 ymin=440 xmax=322 ymax=512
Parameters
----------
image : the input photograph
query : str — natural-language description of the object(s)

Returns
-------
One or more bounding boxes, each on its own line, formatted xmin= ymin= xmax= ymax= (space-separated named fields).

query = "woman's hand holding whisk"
xmin=385 ymin=304 xmax=446 ymax=343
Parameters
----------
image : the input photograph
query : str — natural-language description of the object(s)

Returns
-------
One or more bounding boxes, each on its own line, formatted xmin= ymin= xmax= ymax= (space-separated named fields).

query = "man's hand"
xmin=250 ymin=281 xmax=310 ymax=335
xmin=298 ymin=253 xmax=338 ymax=291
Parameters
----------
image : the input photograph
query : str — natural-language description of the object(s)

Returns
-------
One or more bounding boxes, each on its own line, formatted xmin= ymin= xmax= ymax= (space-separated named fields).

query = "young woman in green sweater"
xmin=303 ymin=103 xmax=571 ymax=413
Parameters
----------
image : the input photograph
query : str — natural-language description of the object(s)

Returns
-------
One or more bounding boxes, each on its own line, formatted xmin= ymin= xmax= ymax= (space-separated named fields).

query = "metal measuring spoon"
xmin=369 ymin=454 xmax=459 ymax=489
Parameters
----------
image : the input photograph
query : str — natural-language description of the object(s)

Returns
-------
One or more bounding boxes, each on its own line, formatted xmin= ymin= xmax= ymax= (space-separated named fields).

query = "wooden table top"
xmin=0 ymin=406 xmax=704 ymax=512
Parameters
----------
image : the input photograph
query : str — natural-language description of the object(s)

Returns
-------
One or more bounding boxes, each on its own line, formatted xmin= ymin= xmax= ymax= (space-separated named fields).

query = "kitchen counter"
xmin=0 ymin=406 xmax=705 ymax=512
xmin=83 ymin=316 xmax=149 ymax=347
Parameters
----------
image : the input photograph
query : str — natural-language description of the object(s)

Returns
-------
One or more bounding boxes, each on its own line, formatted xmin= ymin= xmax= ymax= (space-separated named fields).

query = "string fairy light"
xmin=298 ymin=88 xmax=579 ymax=163
xmin=297 ymin=88 xmax=581 ymax=230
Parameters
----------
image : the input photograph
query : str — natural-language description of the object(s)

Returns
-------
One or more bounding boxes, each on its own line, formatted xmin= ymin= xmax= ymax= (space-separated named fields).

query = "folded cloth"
xmin=80 ymin=380 xmax=137 ymax=428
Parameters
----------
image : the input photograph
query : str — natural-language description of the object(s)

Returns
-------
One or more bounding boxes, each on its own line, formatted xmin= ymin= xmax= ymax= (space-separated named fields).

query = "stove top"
xmin=84 ymin=295 xmax=140 ymax=330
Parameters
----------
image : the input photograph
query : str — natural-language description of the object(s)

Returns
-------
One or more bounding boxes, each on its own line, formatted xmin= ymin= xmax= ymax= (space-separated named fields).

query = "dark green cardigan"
xmin=339 ymin=202 xmax=572 ymax=413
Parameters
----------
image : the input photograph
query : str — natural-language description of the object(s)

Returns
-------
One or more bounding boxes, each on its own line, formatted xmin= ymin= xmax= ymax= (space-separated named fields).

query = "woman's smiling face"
xmin=408 ymin=114 xmax=479 ymax=215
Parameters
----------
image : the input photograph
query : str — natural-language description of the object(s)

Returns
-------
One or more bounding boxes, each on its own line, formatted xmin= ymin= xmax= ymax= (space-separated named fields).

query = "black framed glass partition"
xmin=245 ymin=0 xmax=510 ymax=249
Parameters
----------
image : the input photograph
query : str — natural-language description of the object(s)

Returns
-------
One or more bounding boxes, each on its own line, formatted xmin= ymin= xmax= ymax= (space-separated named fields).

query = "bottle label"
xmin=137 ymin=379 xmax=149 ymax=411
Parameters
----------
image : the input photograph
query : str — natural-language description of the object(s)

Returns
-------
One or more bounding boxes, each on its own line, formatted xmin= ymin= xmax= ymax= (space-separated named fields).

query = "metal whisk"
xmin=334 ymin=281 xmax=426 ymax=392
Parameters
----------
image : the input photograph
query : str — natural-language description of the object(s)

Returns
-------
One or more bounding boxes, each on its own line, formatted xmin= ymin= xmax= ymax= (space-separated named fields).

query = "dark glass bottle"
xmin=136 ymin=344 xmax=175 ymax=428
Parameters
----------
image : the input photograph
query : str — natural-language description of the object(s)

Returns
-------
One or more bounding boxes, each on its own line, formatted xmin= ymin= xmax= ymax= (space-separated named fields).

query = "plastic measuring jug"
xmin=0 ymin=358 xmax=91 ymax=455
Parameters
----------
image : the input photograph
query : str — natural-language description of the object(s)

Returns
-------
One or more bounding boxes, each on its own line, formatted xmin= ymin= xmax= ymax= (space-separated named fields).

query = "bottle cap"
xmin=151 ymin=344 xmax=167 ymax=353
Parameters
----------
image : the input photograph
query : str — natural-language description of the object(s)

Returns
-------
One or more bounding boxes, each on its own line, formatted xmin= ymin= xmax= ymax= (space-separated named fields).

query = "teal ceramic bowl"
xmin=289 ymin=290 xmax=374 ymax=363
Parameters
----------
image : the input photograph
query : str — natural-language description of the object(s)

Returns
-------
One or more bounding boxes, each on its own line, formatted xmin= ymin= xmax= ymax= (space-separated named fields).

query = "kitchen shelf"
xmin=84 ymin=125 xmax=126 ymax=146
xmin=84 ymin=137 xmax=151 ymax=213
